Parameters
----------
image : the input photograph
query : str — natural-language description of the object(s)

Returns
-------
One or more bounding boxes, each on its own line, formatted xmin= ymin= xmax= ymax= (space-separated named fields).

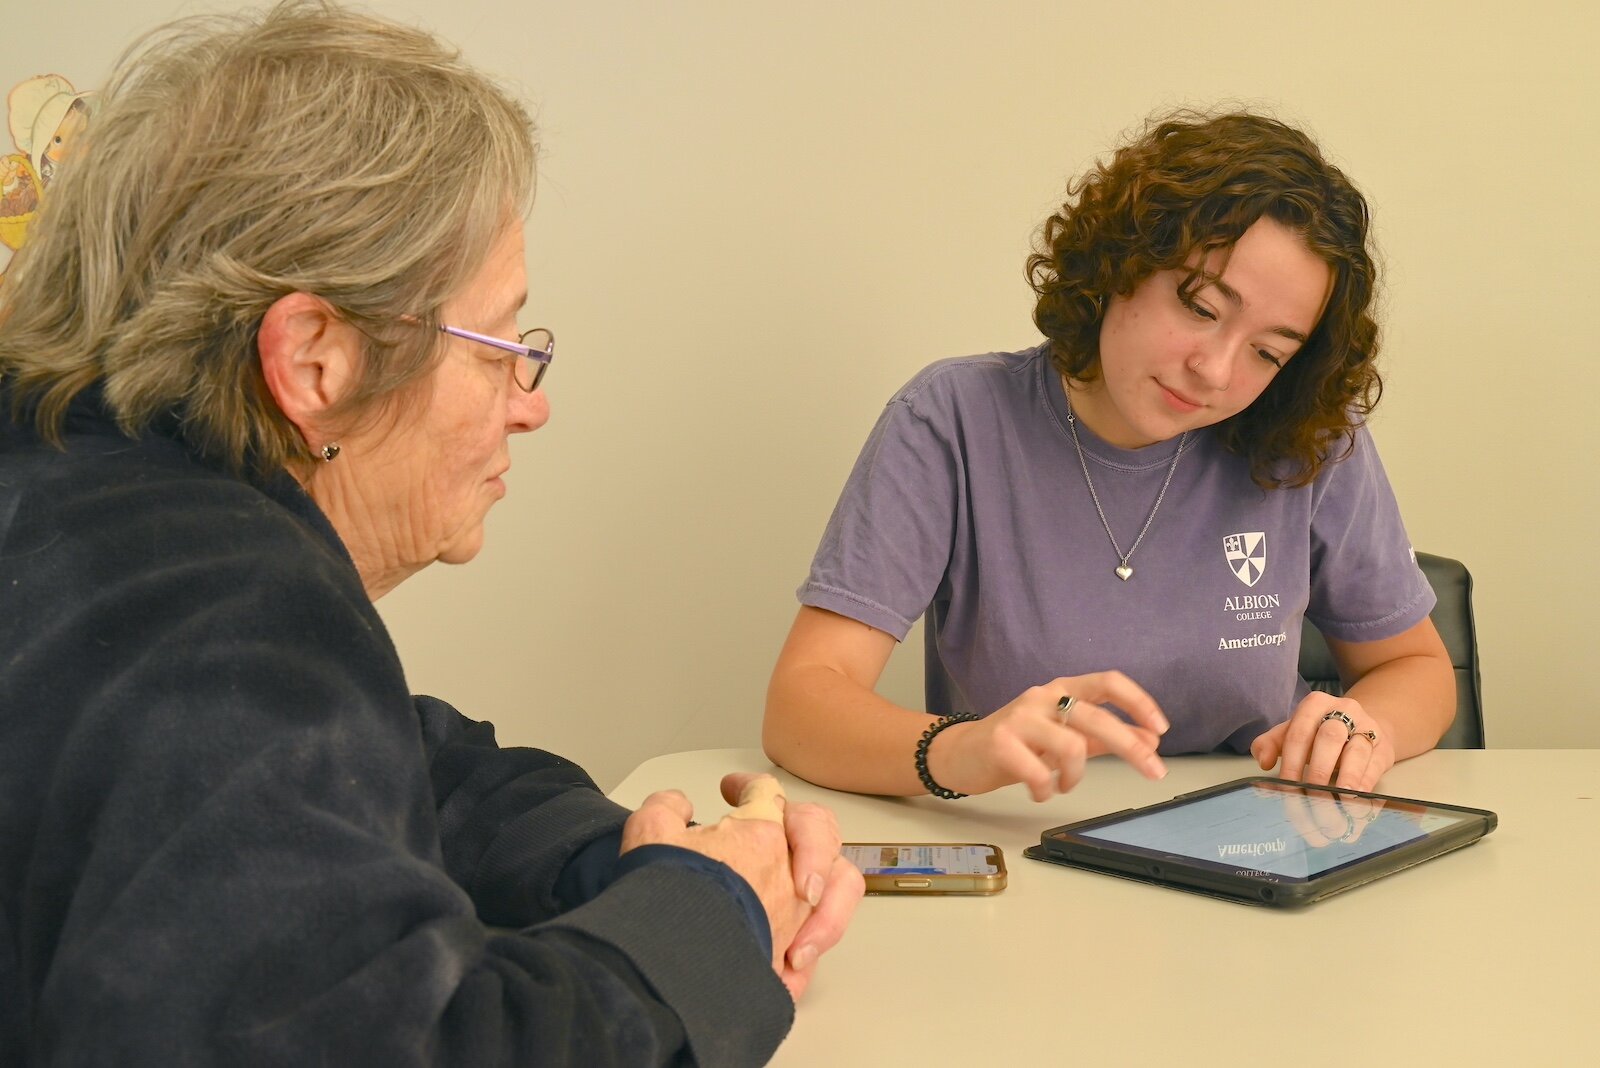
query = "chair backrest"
xmin=1298 ymin=552 xmax=1485 ymax=749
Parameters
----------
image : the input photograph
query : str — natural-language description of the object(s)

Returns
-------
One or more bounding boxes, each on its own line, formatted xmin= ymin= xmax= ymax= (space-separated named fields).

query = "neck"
xmin=1061 ymin=373 xmax=1163 ymax=451
xmin=292 ymin=464 xmax=418 ymax=602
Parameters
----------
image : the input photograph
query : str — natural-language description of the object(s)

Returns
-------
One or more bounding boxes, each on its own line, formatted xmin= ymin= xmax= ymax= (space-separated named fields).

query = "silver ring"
xmin=1321 ymin=710 xmax=1357 ymax=736
xmin=1056 ymin=695 xmax=1077 ymax=727
xmin=1349 ymin=729 xmax=1378 ymax=746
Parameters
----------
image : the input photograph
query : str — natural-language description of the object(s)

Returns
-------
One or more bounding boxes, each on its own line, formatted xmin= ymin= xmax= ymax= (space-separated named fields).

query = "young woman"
xmin=764 ymin=110 xmax=1453 ymax=803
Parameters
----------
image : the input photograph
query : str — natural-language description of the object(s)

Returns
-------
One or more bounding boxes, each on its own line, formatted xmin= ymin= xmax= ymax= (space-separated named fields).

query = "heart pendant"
xmin=1114 ymin=564 xmax=1133 ymax=581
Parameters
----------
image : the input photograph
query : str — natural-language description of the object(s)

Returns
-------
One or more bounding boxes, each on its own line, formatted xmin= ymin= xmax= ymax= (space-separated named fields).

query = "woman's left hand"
xmin=718 ymin=772 xmax=863 ymax=1000
xmin=1250 ymin=693 xmax=1395 ymax=793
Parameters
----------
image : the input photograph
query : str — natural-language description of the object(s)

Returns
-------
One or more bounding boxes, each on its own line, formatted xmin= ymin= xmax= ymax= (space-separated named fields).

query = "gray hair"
xmin=0 ymin=0 xmax=536 ymax=474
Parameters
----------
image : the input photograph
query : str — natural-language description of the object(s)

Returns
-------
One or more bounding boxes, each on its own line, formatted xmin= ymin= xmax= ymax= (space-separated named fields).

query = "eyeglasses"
xmin=438 ymin=324 xmax=555 ymax=392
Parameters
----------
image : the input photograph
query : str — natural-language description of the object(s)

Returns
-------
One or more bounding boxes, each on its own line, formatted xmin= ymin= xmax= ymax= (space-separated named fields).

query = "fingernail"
xmin=790 ymin=943 xmax=817 ymax=971
xmin=804 ymin=873 xmax=824 ymax=907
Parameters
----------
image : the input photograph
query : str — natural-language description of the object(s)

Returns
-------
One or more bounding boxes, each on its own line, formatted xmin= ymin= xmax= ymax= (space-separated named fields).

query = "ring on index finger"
xmin=1321 ymin=709 xmax=1357 ymax=737
xmin=1055 ymin=695 xmax=1077 ymax=727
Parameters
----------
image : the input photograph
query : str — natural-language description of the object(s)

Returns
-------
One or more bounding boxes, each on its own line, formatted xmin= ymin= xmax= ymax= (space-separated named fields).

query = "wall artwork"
xmin=2 ymin=74 xmax=95 ymax=281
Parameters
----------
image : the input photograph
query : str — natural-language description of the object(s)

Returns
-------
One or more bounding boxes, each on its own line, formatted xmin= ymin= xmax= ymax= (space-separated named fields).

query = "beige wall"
xmin=8 ymin=1 xmax=1597 ymax=789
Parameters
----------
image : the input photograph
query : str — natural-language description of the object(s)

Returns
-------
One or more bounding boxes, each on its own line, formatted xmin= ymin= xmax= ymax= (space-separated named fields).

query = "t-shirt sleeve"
xmin=798 ymin=383 xmax=960 ymax=640
xmin=1305 ymin=425 xmax=1436 ymax=642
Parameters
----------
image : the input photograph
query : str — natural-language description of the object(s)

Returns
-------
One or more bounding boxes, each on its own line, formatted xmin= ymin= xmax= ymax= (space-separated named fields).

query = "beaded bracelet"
xmin=914 ymin=713 xmax=980 ymax=799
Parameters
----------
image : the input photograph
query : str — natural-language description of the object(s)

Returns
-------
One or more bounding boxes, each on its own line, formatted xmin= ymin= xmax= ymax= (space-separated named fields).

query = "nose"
xmin=1186 ymin=336 xmax=1234 ymax=393
xmin=507 ymin=384 xmax=549 ymax=434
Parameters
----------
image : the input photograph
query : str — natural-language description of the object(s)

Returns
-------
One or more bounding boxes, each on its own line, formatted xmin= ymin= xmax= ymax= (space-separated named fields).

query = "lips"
xmin=1158 ymin=381 xmax=1201 ymax=412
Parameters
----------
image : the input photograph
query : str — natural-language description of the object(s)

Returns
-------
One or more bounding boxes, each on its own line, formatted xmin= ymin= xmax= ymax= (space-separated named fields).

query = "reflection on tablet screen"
xmin=1076 ymin=782 xmax=1474 ymax=881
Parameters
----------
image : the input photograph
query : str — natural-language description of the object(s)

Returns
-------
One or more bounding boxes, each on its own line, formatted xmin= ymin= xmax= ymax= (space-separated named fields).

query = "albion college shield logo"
xmin=1224 ymin=532 xmax=1266 ymax=587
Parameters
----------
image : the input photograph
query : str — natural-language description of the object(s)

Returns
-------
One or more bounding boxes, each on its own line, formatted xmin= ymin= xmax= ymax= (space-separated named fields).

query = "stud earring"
xmin=320 ymin=443 xmax=341 ymax=462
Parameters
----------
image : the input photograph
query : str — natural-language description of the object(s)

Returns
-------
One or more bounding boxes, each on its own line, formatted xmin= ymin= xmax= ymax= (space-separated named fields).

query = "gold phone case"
xmin=844 ymin=842 xmax=1007 ymax=895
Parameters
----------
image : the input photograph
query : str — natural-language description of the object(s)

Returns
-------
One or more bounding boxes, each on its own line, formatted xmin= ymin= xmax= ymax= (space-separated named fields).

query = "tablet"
xmin=1022 ymin=776 xmax=1496 ymax=907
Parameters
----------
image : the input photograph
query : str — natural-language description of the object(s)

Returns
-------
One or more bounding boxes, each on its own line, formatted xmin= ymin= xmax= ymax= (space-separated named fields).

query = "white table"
xmin=612 ymin=749 xmax=1599 ymax=1066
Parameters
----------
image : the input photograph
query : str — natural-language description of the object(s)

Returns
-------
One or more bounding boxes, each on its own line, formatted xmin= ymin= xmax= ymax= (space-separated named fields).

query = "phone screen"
xmin=841 ymin=844 xmax=999 ymax=876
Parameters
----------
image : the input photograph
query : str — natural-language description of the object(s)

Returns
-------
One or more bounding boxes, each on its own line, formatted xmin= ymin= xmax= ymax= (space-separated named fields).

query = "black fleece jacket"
xmin=0 ymin=391 xmax=791 ymax=1066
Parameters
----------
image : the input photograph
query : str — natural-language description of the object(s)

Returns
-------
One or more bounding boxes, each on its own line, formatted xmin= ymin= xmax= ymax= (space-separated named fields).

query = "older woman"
xmin=0 ymin=2 xmax=857 ymax=1064
xmin=765 ymin=111 xmax=1454 ymax=803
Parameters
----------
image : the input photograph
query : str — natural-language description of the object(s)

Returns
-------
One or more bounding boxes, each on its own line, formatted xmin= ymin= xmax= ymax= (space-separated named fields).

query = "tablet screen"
xmin=1070 ymin=780 xmax=1478 ymax=882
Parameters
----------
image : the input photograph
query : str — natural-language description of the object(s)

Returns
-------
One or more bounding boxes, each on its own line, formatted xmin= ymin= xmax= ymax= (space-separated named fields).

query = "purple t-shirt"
xmin=798 ymin=345 xmax=1435 ymax=754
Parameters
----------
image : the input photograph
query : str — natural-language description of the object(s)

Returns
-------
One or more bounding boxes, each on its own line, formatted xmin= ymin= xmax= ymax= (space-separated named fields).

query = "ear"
xmin=258 ymin=292 xmax=365 ymax=446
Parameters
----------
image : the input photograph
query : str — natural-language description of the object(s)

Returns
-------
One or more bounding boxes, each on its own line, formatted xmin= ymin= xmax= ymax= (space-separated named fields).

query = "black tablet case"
xmin=1024 ymin=776 xmax=1497 ymax=907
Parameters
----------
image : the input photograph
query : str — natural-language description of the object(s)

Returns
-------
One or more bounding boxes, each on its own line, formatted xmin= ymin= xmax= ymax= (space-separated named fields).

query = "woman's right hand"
xmin=925 ymin=672 xmax=1170 ymax=800
xmin=620 ymin=774 xmax=862 ymax=999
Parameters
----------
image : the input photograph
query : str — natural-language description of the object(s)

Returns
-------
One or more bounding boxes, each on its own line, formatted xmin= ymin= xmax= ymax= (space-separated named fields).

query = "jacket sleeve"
xmin=416 ymin=694 xmax=632 ymax=925
xmin=16 ymin=472 xmax=792 ymax=1067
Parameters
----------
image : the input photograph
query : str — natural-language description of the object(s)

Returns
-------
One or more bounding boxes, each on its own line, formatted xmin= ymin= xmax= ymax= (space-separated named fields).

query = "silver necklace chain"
xmin=1064 ymin=391 xmax=1189 ymax=582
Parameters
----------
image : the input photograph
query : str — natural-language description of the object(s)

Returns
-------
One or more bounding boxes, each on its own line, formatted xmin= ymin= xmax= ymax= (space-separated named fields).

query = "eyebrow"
xmin=495 ymin=290 xmax=528 ymax=323
xmin=1203 ymin=276 xmax=1310 ymax=343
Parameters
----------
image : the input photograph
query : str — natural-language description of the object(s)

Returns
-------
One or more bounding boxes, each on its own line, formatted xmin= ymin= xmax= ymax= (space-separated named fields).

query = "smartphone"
xmin=841 ymin=842 xmax=1007 ymax=895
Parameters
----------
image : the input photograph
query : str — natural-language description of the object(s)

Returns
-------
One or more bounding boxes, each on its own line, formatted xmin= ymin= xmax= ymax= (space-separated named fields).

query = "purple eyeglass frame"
xmin=438 ymin=324 xmax=555 ymax=392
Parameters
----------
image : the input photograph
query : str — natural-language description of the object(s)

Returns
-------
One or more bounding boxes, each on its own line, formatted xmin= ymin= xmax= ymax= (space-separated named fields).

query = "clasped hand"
xmin=620 ymin=772 xmax=863 ymax=999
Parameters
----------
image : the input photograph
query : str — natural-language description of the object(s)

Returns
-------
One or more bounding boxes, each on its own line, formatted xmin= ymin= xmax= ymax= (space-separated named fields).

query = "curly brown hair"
xmin=1027 ymin=109 xmax=1381 ymax=488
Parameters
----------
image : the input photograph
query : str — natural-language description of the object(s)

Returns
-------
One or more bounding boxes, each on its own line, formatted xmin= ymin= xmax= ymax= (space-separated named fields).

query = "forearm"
xmin=417 ymin=695 xmax=632 ymax=924
xmin=1345 ymin=652 xmax=1455 ymax=760
xmin=537 ymin=864 xmax=793 ymax=1066
xmin=45 ymin=857 xmax=784 ymax=1067
xmin=763 ymin=662 xmax=939 ymax=796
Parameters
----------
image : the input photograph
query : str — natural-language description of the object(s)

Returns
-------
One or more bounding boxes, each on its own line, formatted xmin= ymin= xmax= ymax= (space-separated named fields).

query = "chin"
xmin=1135 ymin=403 xmax=1203 ymax=445
xmin=438 ymin=526 xmax=487 ymax=565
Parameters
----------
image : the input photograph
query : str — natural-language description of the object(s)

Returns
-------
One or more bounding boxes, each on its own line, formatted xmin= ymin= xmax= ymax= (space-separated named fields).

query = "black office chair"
xmin=1298 ymin=552 xmax=1484 ymax=749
